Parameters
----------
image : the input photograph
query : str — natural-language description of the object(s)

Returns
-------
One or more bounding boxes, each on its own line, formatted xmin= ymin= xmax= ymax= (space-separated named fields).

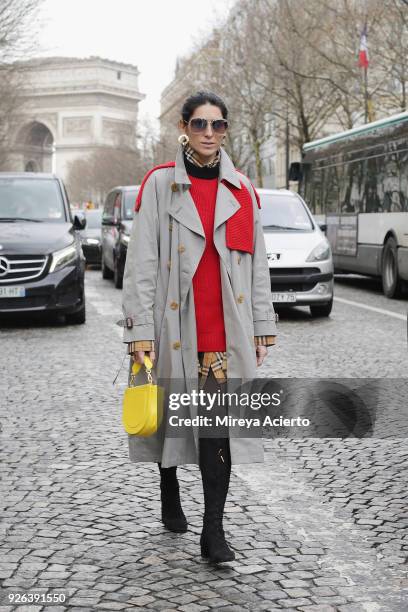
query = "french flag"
xmin=358 ymin=25 xmax=369 ymax=69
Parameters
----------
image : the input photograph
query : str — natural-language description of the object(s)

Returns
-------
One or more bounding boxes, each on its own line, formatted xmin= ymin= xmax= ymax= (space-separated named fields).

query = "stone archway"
xmin=17 ymin=121 xmax=55 ymax=173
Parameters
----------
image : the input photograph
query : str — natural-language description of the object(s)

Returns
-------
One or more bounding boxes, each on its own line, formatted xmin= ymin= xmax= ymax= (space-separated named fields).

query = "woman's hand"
xmin=132 ymin=350 xmax=156 ymax=366
xmin=256 ymin=345 xmax=267 ymax=366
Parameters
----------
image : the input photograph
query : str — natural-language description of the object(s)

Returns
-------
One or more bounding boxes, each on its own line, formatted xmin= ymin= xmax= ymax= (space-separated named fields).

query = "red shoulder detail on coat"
xmin=236 ymin=171 xmax=261 ymax=208
xmin=222 ymin=179 xmax=254 ymax=254
xmin=135 ymin=162 xmax=176 ymax=211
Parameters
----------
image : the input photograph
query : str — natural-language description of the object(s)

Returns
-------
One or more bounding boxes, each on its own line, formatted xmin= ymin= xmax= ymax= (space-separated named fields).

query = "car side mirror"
xmin=319 ymin=223 xmax=327 ymax=233
xmin=73 ymin=212 xmax=86 ymax=230
xmin=102 ymin=217 xmax=119 ymax=226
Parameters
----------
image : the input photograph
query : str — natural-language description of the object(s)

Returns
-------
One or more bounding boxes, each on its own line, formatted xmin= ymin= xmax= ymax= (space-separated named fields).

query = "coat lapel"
xmin=215 ymin=148 xmax=242 ymax=227
xmin=169 ymin=145 xmax=246 ymax=280
xmin=168 ymin=188 xmax=205 ymax=238
xmin=169 ymin=145 xmax=243 ymax=237
xmin=167 ymin=145 xmax=205 ymax=238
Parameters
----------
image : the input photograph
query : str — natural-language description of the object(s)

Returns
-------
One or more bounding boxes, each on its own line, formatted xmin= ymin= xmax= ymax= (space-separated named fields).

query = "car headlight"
xmin=121 ymin=234 xmax=130 ymax=244
xmin=49 ymin=244 xmax=77 ymax=272
xmin=306 ymin=239 xmax=331 ymax=262
xmin=84 ymin=238 xmax=100 ymax=245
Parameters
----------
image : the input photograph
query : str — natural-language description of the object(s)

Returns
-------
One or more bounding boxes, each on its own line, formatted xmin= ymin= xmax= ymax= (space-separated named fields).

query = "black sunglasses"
xmin=184 ymin=118 xmax=229 ymax=134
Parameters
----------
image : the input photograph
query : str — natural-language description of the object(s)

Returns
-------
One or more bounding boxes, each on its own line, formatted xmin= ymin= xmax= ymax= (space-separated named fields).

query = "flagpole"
xmin=364 ymin=65 xmax=368 ymax=123
xmin=359 ymin=22 xmax=369 ymax=123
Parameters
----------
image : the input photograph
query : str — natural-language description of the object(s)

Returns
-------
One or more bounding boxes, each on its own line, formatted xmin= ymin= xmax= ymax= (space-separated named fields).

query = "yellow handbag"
xmin=122 ymin=355 xmax=164 ymax=436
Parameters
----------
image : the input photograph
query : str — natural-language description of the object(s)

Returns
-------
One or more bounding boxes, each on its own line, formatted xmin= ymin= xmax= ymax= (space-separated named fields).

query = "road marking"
xmin=334 ymin=296 xmax=407 ymax=321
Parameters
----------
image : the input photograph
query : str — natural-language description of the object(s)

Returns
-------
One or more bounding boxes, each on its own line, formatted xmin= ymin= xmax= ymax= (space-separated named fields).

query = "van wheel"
xmin=382 ymin=237 xmax=402 ymax=298
xmin=102 ymin=254 xmax=113 ymax=279
xmin=114 ymin=257 xmax=123 ymax=289
xmin=310 ymin=299 xmax=333 ymax=317
xmin=66 ymin=304 xmax=86 ymax=324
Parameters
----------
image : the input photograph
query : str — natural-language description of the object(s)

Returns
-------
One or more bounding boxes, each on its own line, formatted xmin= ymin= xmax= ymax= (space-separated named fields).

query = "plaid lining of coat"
xmin=127 ymin=336 xmax=276 ymax=387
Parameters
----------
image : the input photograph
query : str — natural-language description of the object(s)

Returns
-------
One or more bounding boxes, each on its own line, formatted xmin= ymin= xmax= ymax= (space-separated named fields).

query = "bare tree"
xmin=158 ymin=33 xmax=224 ymax=165
xmin=137 ymin=114 xmax=162 ymax=169
xmin=66 ymin=146 xmax=147 ymax=206
xmin=0 ymin=0 xmax=44 ymax=168
xmin=258 ymin=0 xmax=389 ymax=136
xmin=214 ymin=3 xmax=274 ymax=185
xmin=159 ymin=0 xmax=408 ymax=184
xmin=169 ymin=11 xmax=273 ymax=185
xmin=374 ymin=0 xmax=408 ymax=112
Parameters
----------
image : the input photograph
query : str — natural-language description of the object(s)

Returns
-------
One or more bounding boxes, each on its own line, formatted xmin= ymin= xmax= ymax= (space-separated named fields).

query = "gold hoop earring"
xmin=178 ymin=134 xmax=189 ymax=146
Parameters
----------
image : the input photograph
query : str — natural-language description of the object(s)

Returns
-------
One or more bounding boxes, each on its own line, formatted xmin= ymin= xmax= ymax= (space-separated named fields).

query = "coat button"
xmin=178 ymin=245 xmax=186 ymax=253
xmin=237 ymin=293 xmax=244 ymax=303
xmin=169 ymin=221 xmax=173 ymax=231
xmin=172 ymin=341 xmax=181 ymax=349
xmin=171 ymin=182 xmax=179 ymax=192
xmin=170 ymin=301 xmax=179 ymax=310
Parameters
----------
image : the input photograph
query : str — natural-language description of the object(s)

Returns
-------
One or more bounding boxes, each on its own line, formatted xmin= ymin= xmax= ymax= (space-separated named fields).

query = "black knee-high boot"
xmin=157 ymin=462 xmax=187 ymax=533
xmin=199 ymin=437 xmax=235 ymax=563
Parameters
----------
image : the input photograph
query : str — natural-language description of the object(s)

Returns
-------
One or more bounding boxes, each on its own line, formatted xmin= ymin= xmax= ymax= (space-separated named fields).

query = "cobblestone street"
xmin=1 ymin=270 xmax=407 ymax=611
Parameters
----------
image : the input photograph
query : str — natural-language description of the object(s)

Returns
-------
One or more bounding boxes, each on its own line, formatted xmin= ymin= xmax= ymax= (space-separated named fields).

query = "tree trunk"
xmin=254 ymin=140 xmax=263 ymax=188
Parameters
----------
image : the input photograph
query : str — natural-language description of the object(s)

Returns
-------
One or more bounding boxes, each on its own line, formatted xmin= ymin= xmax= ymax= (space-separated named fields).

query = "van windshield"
xmin=0 ymin=178 xmax=66 ymax=222
xmin=259 ymin=194 xmax=313 ymax=231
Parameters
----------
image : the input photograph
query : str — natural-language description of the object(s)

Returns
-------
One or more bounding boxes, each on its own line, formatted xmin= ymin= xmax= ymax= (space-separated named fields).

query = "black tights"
xmin=158 ymin=370 xmax=231 ymax=525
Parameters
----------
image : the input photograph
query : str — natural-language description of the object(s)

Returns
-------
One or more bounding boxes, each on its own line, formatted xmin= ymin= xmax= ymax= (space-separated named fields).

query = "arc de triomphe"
xmin=8 ymin=56 xmax=145 ymax=184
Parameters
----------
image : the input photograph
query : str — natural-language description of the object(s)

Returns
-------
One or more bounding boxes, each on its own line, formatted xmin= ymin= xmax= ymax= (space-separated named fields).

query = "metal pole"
xmin=285 ymin=108 xmax=290 ymax=189
xmin=364 ymin=66 xmax=368 ymax=123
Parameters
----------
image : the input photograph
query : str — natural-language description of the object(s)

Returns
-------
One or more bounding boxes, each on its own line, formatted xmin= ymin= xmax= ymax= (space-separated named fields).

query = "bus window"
xmin=302 ymin=164 xmax=313 ymax=207
xmin=381 ymin=153 xmax=407 ymax=212
xmin=363 ymin=156 xmax=382 ymax=213
xmin=341 ymin=162 xmax=364 ymax=213
xmin=311 ymin=168 xmax=323 ymax=214
xmin=324 ymin=165 xmax=342 ymax=214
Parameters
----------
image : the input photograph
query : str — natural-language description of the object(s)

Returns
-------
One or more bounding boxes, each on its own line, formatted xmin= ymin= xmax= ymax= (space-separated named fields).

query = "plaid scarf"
xmin=183 ymin=144 xmax=221 ymax=168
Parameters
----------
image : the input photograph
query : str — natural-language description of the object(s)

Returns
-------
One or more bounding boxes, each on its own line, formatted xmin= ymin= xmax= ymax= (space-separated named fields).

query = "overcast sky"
xmin=37 ymin=0 xmax=234 ymax=127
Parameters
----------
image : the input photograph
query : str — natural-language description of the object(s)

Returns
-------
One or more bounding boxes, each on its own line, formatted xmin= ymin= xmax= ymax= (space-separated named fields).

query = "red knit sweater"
xmin=189 ymin=175 xmax=226 ymax=352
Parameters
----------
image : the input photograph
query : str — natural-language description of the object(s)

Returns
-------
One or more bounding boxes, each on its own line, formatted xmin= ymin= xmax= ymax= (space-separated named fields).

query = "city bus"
xmin=291 ymin=111 xmax=408 ymax=298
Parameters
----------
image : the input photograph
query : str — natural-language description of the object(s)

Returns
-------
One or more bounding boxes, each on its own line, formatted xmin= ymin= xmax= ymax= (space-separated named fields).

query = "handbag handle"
xmin=130 ymin=355 xmax=153 ymax=384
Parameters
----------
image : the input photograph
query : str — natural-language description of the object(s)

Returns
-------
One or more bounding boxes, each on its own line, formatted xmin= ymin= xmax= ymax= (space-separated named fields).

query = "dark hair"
xmin=181 ymin=91 xmax=228 ymax=123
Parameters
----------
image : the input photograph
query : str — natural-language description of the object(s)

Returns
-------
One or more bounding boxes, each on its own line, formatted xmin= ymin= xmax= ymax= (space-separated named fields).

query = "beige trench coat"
xmin=121 ymin=145 xmax=278 ymax=468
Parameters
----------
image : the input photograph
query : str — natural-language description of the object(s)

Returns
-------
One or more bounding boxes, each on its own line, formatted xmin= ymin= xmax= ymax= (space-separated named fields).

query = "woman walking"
xmin=121 ymin=91 xmax=277 ymax=563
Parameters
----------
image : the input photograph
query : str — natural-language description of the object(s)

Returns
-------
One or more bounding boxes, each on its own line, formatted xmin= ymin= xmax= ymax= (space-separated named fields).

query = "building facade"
xmin=159 ymin=35 xmax=222 ymax=162
xmin=5 ymin=56 xmax=144 ymax=186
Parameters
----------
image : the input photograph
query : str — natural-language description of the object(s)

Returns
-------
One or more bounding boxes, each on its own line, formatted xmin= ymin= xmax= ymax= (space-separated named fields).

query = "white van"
xmin=258 ymin=189 xmax=334 ymax=317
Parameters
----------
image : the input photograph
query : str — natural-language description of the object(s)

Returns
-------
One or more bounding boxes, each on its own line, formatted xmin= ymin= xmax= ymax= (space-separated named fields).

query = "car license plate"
xmin=0 ymin=286 xmax=26 ymax=298
xmin=271 ymin=292 xmax=296 ymax=303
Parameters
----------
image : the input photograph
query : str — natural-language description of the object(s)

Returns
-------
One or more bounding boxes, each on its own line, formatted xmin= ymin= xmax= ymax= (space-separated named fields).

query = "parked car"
xmin=258 ymin=188 xmax=334 ymax=317
xmin=80 ymin=208 xmax=102 ymax=266
xmin=101 ymin=185 xmax=139 ymax=288
xmin=0 ymin=172 xmax=86 ymax=323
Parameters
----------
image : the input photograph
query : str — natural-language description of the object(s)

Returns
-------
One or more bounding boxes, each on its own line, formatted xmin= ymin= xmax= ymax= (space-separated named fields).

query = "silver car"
xmin=258 ymin=188 xmax=334 ymax=317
